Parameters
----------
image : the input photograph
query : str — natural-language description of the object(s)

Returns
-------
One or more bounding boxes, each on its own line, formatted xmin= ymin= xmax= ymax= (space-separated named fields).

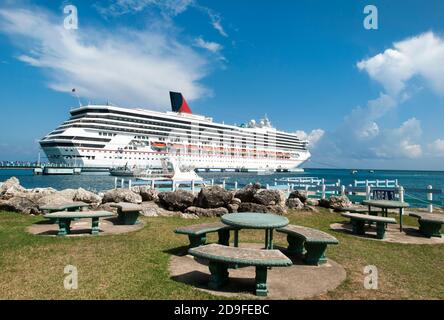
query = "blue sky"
xmin=1 ymin=0 xmax=444 ymax=170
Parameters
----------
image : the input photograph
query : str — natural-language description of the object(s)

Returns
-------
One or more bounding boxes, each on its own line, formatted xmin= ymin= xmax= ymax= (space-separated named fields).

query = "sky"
xmin=1 ymin=0 xmax=444 ymax=170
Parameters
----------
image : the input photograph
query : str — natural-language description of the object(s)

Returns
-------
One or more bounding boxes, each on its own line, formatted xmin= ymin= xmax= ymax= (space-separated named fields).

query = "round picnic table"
xmin=362 ymin=200 xmax=410 ymax=232
xmin=221 ymin=212 xmax=289 ymax=249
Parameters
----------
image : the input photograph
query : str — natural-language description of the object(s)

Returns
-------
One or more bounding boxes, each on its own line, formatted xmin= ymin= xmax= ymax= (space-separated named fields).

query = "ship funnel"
xmin=170 ymin=91 xmax=192 ymax=114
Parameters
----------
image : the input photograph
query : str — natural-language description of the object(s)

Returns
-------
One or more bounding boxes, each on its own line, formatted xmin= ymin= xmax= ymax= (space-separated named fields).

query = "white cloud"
xmin=208 ymin=12 xmax=228 ymax=37
xmin=294 ymin=129 xmax=325 ymax=148
xmin=312 ymin=32 xmax=444 ymax=167
xmin=95 ymin=0 xmax=195 ymax=17
xmin=96 ymin=0 xmax=229 ymax=37
xmin=428 ymin=139 xmax=444 ymax=156
xmin=194 ymin=37 xmax=222 ymax=53
xmin=0 ymin=7 xmax=214 ymax=109
xmin=357 ymin=32 xmax=444 ymax=97
xmin=372 ymin=118 xmax=423 ymax=159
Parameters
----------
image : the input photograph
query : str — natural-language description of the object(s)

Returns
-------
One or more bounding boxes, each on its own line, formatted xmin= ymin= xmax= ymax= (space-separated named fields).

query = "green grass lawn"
xmin=0 ymin=209 xmax=443 ymax=300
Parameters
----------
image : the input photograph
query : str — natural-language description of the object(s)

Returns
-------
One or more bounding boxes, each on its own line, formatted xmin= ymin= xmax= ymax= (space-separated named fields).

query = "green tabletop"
xmin=221 ymin=212 xmax=289 ymax=250
xmin=40 ymin=202 xmax=90 ymax=212
xmin=44 ymin=211 xmax=115 ymax=219
xmin=221 ymin=212 xmax=289 ymax=229
xmin=362 ymin=200 xmax=410 ymax=209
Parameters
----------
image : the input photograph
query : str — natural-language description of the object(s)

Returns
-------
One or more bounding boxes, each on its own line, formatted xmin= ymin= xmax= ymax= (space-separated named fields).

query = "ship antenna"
xmin=72 ymin=88 xmax=82 ymax=107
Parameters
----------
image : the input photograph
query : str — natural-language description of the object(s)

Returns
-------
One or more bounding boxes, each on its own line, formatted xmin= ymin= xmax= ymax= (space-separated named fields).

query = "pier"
xmin=0 ymin=162 xmax=108 ymax=175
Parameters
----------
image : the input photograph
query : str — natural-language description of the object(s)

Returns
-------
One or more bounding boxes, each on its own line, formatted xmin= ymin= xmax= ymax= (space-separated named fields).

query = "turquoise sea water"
xmin=1 ymin=168 xmax=443 ymax=207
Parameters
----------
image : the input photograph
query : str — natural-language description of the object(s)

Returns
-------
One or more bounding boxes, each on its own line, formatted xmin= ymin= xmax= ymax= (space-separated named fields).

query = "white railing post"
xmin=222 ymin=180 xmax=226 ymax=189
xmin=354 ymin=180 xmax=357 ymax=187
xmin=234 ymin=181 xmax=238 ymax=191
xmin=266 ymin=184 xmax=269 ymax=190
xmin=121 ymin=178 xmax=124 ymax=189
xmin=211 ymin=179 xmax=214 ymax=186
xmin=399 ymin=186 xmax=404 ymax=202
xmin=151 ymin=179 xmax=155 ymax=190
xmin=321 ymin=184 xmax=326 ymax=200
xmin=427 ymin=185 xmax=433 ymax=213
xmin=341 ymin=185 xmax=346 ymax=196
xmin=128 ymin=179 xmax=132 ymax=190
xmin=366 ymin=185 xmax=371 ymax=200
xmin=114 ymin=177 xmax=118 ymax=189
xmin=399 ymin=186 xmax=405 ymax=216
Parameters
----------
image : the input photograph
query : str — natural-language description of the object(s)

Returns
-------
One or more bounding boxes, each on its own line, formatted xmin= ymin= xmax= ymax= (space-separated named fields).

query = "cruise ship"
xmin=39 ymin=92 xmax=311 ymax=172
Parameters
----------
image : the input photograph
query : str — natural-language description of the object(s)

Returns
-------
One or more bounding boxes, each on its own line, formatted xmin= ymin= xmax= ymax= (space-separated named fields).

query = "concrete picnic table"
xmin=221 ymin=212 xmax=289 ymax=249
xmin=43 ymin=211 xmax=115 ymax=236
xmin=109 ymin=202 xmax=142 ymax=225
xmin=362 ymin=200 xmax=410 ymax=232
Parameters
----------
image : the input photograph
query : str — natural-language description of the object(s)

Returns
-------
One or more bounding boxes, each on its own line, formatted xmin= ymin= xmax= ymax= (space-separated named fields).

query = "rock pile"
xmin=0 ymin=177 xmax=353 ymax=218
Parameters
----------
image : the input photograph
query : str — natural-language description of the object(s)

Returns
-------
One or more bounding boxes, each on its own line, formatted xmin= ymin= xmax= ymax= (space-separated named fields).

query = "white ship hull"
xmin=40 ymin=102 xmax=311 ymax=171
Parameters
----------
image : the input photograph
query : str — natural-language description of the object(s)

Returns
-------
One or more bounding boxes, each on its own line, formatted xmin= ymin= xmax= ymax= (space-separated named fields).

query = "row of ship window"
xmin=64 ymin=119 xmax=306 ymax=147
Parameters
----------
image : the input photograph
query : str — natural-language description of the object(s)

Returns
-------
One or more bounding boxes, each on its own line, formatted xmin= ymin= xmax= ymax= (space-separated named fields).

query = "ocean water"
xmin=1 ymin=168 xmax=443 ymax=191
xmin=1 ymin=168 xmax=443 ymax=206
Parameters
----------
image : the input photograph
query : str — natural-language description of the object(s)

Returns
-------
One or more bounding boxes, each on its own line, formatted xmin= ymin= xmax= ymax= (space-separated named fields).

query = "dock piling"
xmin=427 ymin=185 xmax=433 ymax=213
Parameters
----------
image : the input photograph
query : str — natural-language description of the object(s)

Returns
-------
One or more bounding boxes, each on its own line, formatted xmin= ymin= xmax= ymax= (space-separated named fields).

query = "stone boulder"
xmin=157 ymin=190 xmax=195 ymax=211
xmin=26 ymin=188 xmax=58 ymax=202
xmin=253 ymin=189 xmax=284 ymax=206
xmin=234 ymin=183 xmax=261 ymax=203
xmin=227 ymin=203 xmax=239 ymax=213
xmin=57 ymin=189 xmax=77 ymax=201
xmin=318 ymin=198 xmax=331 ymax=208
xmin=102 ymin=188 xmax=142 ymax=204
xmin=185 ymin=206 xmax=229 ymax=217
xmin=132 ymin=186 xmax=158 ymax=202
xmin=286 ymin=198 xmax=304 ymax=210
xmin=328 ymin=195 xmax=352 ymax=208
xmin=230 ymin=198 xmax=242 ymax=206
xmin=0 ymin=177 xmax=26 ymax=198
xmin=0 ymin=196 xmax=39 ymax=214
xmin=137 ymin=201 xmax=178 ymax=217
xmin=36 ymin=194 xmax=74 ymax=208
xmin=73 ymin=188 xmax=102 ymax=204
xmin=196 ymin=185 xmax=232 ymax=209
xmin=306 ymin=198 xmax=320 ymax=206
xmin=238 ymin=202 xmax=286 ymax=215
xmin=288 ymin=190 xmax=308 ymax=203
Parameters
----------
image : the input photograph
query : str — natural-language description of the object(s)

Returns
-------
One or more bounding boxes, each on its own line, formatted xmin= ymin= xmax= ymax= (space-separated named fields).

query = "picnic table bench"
xmin=44 ymin=211 xmax=115 ymax=236
xmin=332 ymin=206 xmax=383 ymax=214
xmin=341 ymin=212 xmax=396 ymax=239
xmin=276 ymin=225 xmax=339 ymax=265
xmin=409 ymin=212 xmax=444 ymax=238
xmin=175 ymin=222 xmax=232 ymax=248
xmin=110 ymin=202 xmax=142 ymax=225
xmin=189 ymin=243 xmax=292 ymax=296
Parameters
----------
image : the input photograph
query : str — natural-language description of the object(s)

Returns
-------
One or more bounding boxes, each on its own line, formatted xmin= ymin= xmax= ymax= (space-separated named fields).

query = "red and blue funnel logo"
xmin=170 ymin=91 xmax=192 ymax=114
